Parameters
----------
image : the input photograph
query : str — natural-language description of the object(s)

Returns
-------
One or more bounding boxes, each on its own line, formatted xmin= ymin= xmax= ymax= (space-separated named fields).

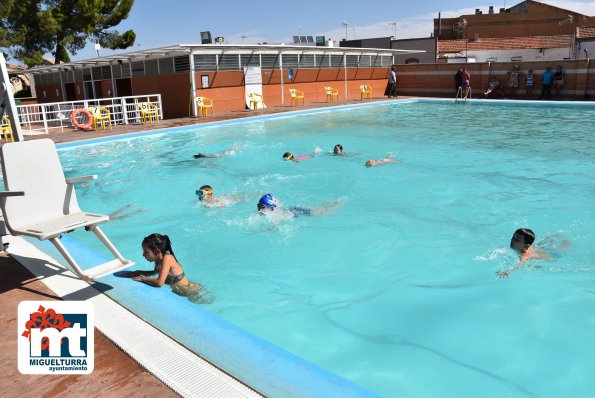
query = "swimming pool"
xmin=56 ymin=99 xmax=594 ymax=397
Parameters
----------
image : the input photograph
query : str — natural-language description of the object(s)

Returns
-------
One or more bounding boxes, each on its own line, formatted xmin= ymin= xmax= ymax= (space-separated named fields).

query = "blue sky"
xmin=72 ymin=0 xmax=595 ymax=61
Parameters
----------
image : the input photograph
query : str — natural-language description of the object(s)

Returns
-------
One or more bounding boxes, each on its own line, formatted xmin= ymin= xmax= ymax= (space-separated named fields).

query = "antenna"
xmin=558 ymin=15 xmax=573 ymax=25
xmin=389 ymin=21 xmax=397 ymax=39
xmin=342 ymin=21 xmax=348 ymax=40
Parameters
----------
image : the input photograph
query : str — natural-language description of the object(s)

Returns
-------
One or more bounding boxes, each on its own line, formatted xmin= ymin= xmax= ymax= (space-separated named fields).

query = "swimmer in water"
xmin=122 ymin=233 xmax=213 ymax=303
xmin=193 ymin=146 xmax=239 ymax=159
xmin=365 ymin=153 xmax=396 ymax=167
xmin=256 ymin=193 xmax=344 ymax=218
xmin=282 ymin=148 xmax=320 ymax=162
xmin=329 ymin=144 xmax=358 ymax=157
xmin=497 ymin=228 xmax=552 ymax=278
xmin=196 ymin=184 xmax=241 ymax=208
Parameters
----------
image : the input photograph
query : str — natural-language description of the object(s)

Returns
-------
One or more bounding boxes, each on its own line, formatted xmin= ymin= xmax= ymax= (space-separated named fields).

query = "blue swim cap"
xmin=259 ymin=194 xmax=277 ymax=208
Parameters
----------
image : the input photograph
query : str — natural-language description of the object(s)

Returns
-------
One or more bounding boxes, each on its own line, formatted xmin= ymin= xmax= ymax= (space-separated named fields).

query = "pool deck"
xmin=0 ymin=95 xmax=400 ymax=397
xmin=22 ymin=96 xmax=406 ymax=144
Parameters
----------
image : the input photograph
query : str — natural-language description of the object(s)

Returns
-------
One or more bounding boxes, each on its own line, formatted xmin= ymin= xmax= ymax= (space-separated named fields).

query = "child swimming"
xmin=123 ymin=233 xmax=213 ymax=303
xmin=365 ymin=153 xmax=395 ymax=167
xmin=256 ymin=193 xmax=344 ymax=219
xmin=497 ymin=228 xmax=552 ymax=278
xmin=283 ymin=148 xmax=320 ymax=162
xmin=195 ymin=184 xmax=245 ymax=208
xmin=193 ymin=145 xmax=240 ymax=159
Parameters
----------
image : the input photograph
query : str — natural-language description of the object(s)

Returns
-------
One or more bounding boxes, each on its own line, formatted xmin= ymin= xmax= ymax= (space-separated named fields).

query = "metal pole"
xmin=280 ymin=53 xmax=284 ymax=106
xmin=189 ymin=52 xmax=197 ymax=116
xmin=344 ymin=54 xmax=348 ymax=99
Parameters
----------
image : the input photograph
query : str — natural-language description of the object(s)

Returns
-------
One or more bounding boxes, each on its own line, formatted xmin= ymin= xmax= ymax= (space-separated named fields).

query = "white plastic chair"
xmin=0 ymin=139 xmax=134 ymax=280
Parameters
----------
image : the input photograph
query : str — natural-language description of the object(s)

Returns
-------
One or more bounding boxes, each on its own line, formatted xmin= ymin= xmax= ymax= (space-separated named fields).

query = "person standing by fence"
xmin=388 ymin=66 xmax=397 ymax=98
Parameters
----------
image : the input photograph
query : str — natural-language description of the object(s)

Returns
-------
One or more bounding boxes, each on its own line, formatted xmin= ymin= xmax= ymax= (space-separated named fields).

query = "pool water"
xmin=60 ymin=100 xmax=595 ymax=397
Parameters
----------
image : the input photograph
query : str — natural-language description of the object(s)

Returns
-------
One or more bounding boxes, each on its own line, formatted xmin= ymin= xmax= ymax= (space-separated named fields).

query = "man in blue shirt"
xmin=540 ymin=66 xmax=555 ymax=99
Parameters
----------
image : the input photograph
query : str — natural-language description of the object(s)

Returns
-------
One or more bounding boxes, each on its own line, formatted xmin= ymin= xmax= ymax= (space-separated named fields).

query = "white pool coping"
xmin=6 ymin=234 xmax=264 ymax=398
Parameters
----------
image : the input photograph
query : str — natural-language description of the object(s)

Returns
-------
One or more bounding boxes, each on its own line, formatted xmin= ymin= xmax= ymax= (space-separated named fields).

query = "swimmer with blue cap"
xmin=257 ymin=193 xmax=279 ymax=212
xmin=256 ymin=193 xmax=343 ymax=219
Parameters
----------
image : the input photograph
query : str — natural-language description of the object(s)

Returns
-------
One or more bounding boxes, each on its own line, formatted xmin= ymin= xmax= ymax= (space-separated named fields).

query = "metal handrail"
xmin=15 ymin=94 xmax=163 ymax=135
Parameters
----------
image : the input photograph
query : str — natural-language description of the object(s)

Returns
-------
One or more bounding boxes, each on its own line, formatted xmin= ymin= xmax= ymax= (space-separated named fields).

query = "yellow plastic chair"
xmin=289 ymin=89 xmax=305 ymax=106
xmin=194 ymin=96 xmax=214 ymax=117
xmin=88 ymin=106 xmax=112 ymax=130
xmin=325 ymin=86 xmax=339 ymax=102
xmin=360 ymin=84 xmax=373 ymax=100
xmin=137 ymin=102 xmax=159 ymax=124
xmin=1 ymin=116 xmax=15 ymax=142
xmin=249 ymin=92 xmax=264 ymax=110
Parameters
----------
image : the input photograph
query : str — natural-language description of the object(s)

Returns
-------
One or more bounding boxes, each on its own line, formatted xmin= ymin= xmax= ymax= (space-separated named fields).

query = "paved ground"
xmin=0 ymin=252 xmax=178 ymax=397
xmin=0 ymin=95 xmax=399 ymax=396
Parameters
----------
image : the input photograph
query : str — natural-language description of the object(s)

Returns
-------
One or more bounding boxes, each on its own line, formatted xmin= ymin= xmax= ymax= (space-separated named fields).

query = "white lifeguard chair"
xmin=0 ymin=139 xmax=134 ymax=280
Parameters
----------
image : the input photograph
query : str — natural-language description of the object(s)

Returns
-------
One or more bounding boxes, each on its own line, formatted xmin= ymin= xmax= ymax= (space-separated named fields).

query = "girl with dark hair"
xmin=124 ymin=233 xmax=212 ymax=303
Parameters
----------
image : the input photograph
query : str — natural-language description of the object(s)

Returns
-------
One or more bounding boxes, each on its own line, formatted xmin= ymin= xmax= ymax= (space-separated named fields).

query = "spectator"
xmin=507 ymin=65 xmax=522 ymax=98
xmin=484 ymin=76 xmax=501 ymax=98
xmin=525 ymin=69 xmax=535 ymax=97
xmin=540 ymin=66 xmax=555 ymax=100
xmin=461 ymin=69 xmax=471 ymax=99
xmin=388 ymin=66 xmax=397 ymax=98
xmin=454 ymin=68 xmax=463 ymax=94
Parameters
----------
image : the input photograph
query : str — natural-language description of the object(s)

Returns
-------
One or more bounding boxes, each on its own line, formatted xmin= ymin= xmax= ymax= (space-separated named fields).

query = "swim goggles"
xmin=196 ymin=189 xmax=212 ymax=199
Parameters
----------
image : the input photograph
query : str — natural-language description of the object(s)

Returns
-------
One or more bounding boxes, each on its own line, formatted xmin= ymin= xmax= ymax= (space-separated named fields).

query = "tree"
xmin=0 ymin=0 xmax=136 ymax=66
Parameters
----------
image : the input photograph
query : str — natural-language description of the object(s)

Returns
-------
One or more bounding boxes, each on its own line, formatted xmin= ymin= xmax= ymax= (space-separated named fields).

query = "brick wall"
xmin=397 ymin=60 xmax=595 ymax=100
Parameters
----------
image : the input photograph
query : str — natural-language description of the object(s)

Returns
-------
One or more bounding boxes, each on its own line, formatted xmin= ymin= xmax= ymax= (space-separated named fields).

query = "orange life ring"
xmin=71 ymin=108 xmax=94 ymax=130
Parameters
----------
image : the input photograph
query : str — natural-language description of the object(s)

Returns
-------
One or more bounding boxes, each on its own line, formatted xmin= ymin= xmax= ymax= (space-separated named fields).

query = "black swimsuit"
xmin=155 ymin=263 xmax=185 ymax=285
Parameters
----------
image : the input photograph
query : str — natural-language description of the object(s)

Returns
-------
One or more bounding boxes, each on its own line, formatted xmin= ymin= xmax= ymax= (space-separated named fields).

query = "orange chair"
xmin=289 ymin=89 xmax=305 ymax=106
xmin=360 ymin=84 xmax=373 ymax=100
xmin=194 ymin=96 xmax=214 ymax=117
xmin=325 ymin=86 xmax=339 ymax=102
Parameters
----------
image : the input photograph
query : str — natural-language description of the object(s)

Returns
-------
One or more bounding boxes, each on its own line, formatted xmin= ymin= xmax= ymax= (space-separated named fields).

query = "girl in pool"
xmin=365 ymin=153 xmax=395 ymax=167
xmin=282 ymin=147 xmax=320 ymax=162
xmin=125 ymin=233 xmax=213 ymax=303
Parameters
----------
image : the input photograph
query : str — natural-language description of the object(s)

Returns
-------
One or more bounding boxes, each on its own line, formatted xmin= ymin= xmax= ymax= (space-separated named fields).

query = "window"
xmin=194 ymin=54 xmax=217 ymax=71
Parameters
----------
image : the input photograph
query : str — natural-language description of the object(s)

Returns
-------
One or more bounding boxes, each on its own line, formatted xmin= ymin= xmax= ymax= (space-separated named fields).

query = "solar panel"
xmin=293 ymin=36 xmax=300 ymax=43
xmin=306 ymin=36 xmax=314 ymax=43
xmin=299 ymin=36 xmax=307 ymax=43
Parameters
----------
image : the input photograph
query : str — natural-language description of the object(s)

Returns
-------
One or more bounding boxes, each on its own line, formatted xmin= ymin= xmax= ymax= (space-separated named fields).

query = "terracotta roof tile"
xmin=438 ymin=35 xmax=572 ymax=53
xmin=577 ymin=26 xmax=595 ymax=39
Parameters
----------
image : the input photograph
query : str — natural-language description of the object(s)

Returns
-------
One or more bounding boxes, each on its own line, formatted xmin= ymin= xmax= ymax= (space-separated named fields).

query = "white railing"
xmin=16 ymin=94 xmax=163 ymax=135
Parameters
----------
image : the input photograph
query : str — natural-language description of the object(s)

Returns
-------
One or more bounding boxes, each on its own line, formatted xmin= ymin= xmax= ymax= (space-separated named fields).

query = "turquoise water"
xmin=60 ymin=100 xmax=594 ymax=397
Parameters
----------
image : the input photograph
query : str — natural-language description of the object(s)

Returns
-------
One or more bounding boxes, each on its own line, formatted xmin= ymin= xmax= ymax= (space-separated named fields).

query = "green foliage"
xmin=0 ymin=0 xmax=135 ymax=66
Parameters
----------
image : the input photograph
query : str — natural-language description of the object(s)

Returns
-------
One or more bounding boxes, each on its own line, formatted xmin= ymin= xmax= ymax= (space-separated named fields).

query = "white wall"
xmin=576 ymin=41 xmax=595 ymax=59
xmin=468 ymin=47 xmax=570 ymax=62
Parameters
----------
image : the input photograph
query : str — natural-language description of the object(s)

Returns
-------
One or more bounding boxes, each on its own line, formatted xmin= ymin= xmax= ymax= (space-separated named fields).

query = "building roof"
xmin=25 ymin=44 xmax=423 ymax=75
xmin=577 ymin=26 xmax=595 ymax=39
xmin=438 ymin=35 xmax=572 ymax=53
